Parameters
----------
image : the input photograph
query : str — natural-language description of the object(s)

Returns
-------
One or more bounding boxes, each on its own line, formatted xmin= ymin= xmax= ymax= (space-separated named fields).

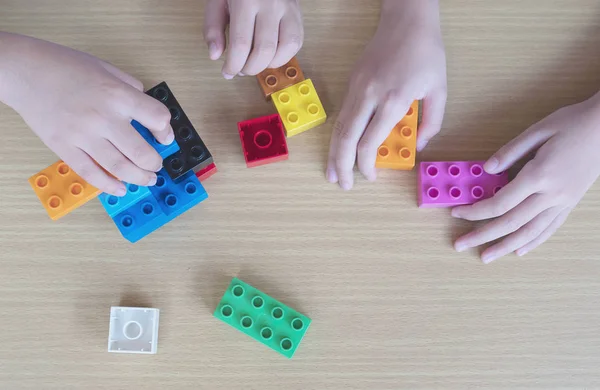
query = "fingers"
xmin=327 ymin=93 xmax=376 ymax=190
xmin=416 ymin=87 xmax=447 ymax=151
xmin=121 ymin=86 xmax=175 ymax=145
xmin=60 ymin=147 xmax=127 ymax=196
xmin=203 ymin=0 xmax=228 ymax=60
xmin=108 ymin=121 xmax=163 ymax=173
xmin=87 ymin=138 xmax=158 ymax=187
xmin=356 ymin=93 xmax=412 ymax=181
xmin=516 ymin=208 xmax=571 ymax=256
xmin=98 ymin=60 xmax=144 ymax=91
xmin=454 ymin=193 xmax=547 ymax=252
xmin=451 ymin=166 xmax=538 ymax=221
xmin=484 ymin=120 xmax=555 ymax=174
xmin=222 ymin=2 xmax=256 ymax=79
xmin=269 ymin=13 xmax=303 ymax=68
xmin=241 ymin=11 xmax=280 ymax=75
xmin=479 ymin=207 xmax=562 ymax=264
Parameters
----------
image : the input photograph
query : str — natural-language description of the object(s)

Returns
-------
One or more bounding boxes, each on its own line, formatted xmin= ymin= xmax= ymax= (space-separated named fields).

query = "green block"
xmin=213 ymin=278 xmax=311 ymax=358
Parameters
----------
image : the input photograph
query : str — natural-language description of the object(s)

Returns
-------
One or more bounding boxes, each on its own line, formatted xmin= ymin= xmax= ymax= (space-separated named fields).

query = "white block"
xmin=108 ymin=306 xmax=160 ymax=354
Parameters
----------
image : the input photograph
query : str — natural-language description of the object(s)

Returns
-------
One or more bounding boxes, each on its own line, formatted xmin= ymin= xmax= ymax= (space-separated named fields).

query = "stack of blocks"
xmin=28 ymin=82 xmax=215 ymax=242
xmin=237 ymin=57 xmax=327 ymax=168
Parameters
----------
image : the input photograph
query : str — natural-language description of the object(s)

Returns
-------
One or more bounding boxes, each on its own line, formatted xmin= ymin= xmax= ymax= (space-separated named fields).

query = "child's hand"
xmin=453 ymin=94 xmax=600 ymax=263
xmin=203 ymin=0 xmax=303 ymax=78
xmin=326 ymin=0 xmax=447 ymax=190
xmin=0 ymin=33 xmax=174 ymax=196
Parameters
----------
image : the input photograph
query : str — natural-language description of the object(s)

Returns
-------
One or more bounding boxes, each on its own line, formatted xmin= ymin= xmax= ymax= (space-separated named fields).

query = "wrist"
xmin=0 ymin=32 xmax=34 ymax=110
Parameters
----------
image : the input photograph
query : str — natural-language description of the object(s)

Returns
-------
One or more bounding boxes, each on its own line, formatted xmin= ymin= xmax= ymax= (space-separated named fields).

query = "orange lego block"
xmin=375 ymin=101 xmax=419 ymax=170
xmin=28 ymin=161 xmax=100 ymax=220
xmin=256 ymin=57 xmax=305 ymax=99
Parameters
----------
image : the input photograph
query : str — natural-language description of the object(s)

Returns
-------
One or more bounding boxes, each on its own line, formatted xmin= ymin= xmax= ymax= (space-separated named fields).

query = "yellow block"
xmin=271 ymin=79 xmax=327 ymax=137
xmin=29 ymin=160 xmax=100 ymax=220
xmin=375 ymin=100 xmax=419 ymax=170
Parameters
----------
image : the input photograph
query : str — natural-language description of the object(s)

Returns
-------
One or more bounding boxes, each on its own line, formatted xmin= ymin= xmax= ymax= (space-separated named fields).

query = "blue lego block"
xmin=131 ymin=120 xmax=180 ymax=159
xmin=112 ymin=195 xmax=169 ymax=243
xmin=149 ymin=169 xmax=208 ymax=218
xmin=98 ymin=183 xmax=152 ymax=218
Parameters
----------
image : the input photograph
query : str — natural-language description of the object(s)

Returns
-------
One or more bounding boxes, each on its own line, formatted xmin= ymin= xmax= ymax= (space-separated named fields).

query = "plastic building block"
xmin=108 ymin=306 xmax=160 ymax=354
xmin=376 ymin=101 xmax=419 ymax=170
xmin=29 ymin=161 xmax=100 ymax=220
xmin=98 ymin=183 xmax=152 ymax=218
xmin=146 ymin=82 xmax=213 ymax=181
xmin=195 ymin=162 xmax=217 ymax=181
xmin=271 ymin=79 xmax=327 ymax=137
xmin=112 ymin=169 xmax=208 ymax=243
xmin=214 ymin=278 xmax=311 ymax=359
xmin=131 ymin=119 xmax=180 ymax=160
xmin=256 ymin=57 xmax=305 ymax=99
xmin=418 ymin=161 xmax=509 ymax=208
xmin=238 ymin=114 xmax=289 ymax=168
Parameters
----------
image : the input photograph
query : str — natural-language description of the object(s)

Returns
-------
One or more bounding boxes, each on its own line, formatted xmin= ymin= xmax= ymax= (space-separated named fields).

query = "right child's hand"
xmin=0 ymin=33 xmax=174 ymax=196
xmin=203 ymin=0 xmax=303 ymax=78
xmin=327 ymin=0 xmax=447 ymax=190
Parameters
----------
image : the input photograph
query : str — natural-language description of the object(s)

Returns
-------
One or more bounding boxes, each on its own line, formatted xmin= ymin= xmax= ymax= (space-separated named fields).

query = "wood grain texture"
xmin=1 ymin=1 xmax=600 ymax=389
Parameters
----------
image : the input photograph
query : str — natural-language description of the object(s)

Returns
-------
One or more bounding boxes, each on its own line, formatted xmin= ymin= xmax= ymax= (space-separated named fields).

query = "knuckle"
xmin=72 ymin=162 xmax=97 ymax=183
xmin=108 ymin=158 xmax=128 ymax=176
xmin=230 ymin=34 xmax=252 ymax=51
xmin=254 ymin=41 xmax=278 ymax=54
xmin=281 ymin=34 xmax=303 ymax=52
xmin=502 ymin=216 xmax=522 ymax=233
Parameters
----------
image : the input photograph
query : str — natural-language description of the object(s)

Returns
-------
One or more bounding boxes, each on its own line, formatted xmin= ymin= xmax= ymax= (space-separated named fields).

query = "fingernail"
xmin=326 ymin=169 xmax=338 ymax=183
xmin=238 ymin=72 xmax=245 ymax=76
xmin=484 ymin=157 xmax=499 ymax=173
xmin=116 ymin=186 xmax=127 ymax=196
xmin=208 ymin=42 xmax=219 ymax=60
xmin=455 ymin=242 xmax=468 ymax=252
xmin=147 ymin=174 xmax=157 ymax=186
xmin=416 ymin=139 xmax=428 ymax=152
xmin=222 ymin=72 xmax=234 ymax=80
xmin=451 ymin=208 xmax=461 ymax=218
xmin=482 ymin=253 xmax=497 ymax=264
xmin=516 ymin=249 xmax=528 ymax=257
xmin=340 ymin=181 xmax=352 ymax=191
xmin=164 ymin=131 xmax=175 ymax=145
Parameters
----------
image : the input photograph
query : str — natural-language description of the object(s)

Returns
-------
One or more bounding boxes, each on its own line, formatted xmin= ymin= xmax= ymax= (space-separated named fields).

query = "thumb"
xmin=203 ymin=0 xmax=228 ymax=60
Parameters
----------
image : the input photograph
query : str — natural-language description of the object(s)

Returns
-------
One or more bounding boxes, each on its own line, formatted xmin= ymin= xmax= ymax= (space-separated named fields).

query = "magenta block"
xmin=418 ymin=161 xmax=509 ymax=208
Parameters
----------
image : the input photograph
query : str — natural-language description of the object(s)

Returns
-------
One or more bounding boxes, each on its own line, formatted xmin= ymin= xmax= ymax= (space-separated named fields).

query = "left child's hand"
xmin=452 ymin=93 xmax=600 ymax=263
xmin=203 ymin=0 xmax=303 ymax=78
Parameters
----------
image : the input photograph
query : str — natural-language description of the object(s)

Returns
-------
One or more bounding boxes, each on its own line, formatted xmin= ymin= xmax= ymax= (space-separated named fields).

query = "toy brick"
xmin=238 ymin=114 xmax=289 ymax=168
xmin=271 ymin=79 xmax=327 ymax=137
xmin=146 ymin=82 xmax=213 ymax=181
xmin=256 ymin=57 xmax=305 ymax=99
xmin=418 ymin=161 xmax=509 ymax=208
xmin=375 ymin=101 xmax=419 ymax=170
xmin=214 ymin=278 xmax=311 ymax=359
xmin=131 ymin=119 xmax=180 ymax=160
xmin=194 ymin=162 xmax=217 ymax=181
xmin=98 ymin=183 xmax=152 ymax=218
xmin=108 ymin=306 xmax=160 ymax=354
xmin=29 ymin=161 xmax=100 ymax=220
xmin=112 ymin=195 xmax=169 ymax=243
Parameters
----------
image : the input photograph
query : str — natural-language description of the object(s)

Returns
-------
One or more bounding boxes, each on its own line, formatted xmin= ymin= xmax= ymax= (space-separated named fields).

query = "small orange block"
xmin=256 ymin=57 xmax=305 ymax=99
xmin=375 ymin=101 xmax=419 ymax=170
xmin=28 ymin=161 xmax=100 ymax=220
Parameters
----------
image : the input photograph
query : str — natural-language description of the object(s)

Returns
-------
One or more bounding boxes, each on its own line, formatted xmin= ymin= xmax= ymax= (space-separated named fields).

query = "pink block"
xmin=418 ymin=161 xmax=509 ymax=208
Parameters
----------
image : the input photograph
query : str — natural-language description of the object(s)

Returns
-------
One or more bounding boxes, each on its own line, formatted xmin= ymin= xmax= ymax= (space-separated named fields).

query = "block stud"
xmin=378 ymin=145 xmax=390 ymax=158
xmin=35 ymin=175 xmax=49 ymax=189
xmin=470 ymin=164 xmax=483 ymax=177
xmin=449 ymin=186 xmax=462 ymax=199
xmin=254 ymin=130 xmax=273 ymax=149
xmin=448 ymin=165 xmax=461 ymax=177
xmin=471 ymin=186 xmax=484 ymax=199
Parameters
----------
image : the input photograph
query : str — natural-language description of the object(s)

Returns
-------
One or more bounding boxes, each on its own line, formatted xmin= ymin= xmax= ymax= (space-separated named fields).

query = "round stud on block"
xmin=178 ymin=127 xmax=192 ymax=141
xmin=221 ymin=305 xmax=234 ymax=317
xmin=426 ymin=165 xmax=439 ymax=178
xmin=35 ymin=175 xmax=49 ymax=189
xmin=184 ymin=183 xmax=197 ymax=195
xmin=251 ymin=296 xmax=264 ymax=309
xmin=165 ymin=194 xmax=178 ymax=208
xmin=406 ymin=106 xmax=414 ymax=117
xmin=291 ymin=318 xmax=304 ymax=331
xmin=57 ymin=163 xmax=70 ymax=176
xmin=260 ymin=327 xmax=273 ymax=340
xmin=141 ymin=202 xmax=154 ymax=215
xmin=285 ymin=67 xmax=298 ymax=80
xmin=278 ymin=92 xmax=291 ymax=105
xmin=427 ymin=187 xmax=440 ymax=200
xmin=153 ymin=87 xmax=169 ymax=102
xmin=470 ymin=164 xmax=483 ymax=177
xmin=378 ymin=145 xmax=390 ymax=159
xmin=156 ymin=175 xmax=166 ymax=188
xmin=399 ymin=147 xmax=411 ymax=160
xmin=298 ymin=84 xmax=310 ymax=96
xmin=265 ymin=75 xmax=278 ymax=87
xmin=190 ymin=145 xmax=206 ymax=161
xmin=271 ymin=307 xmax=284 ymax=320
xmin=169 ymin=158 xmax=184 ymax=173
xmin=448 ymin=164 xmax=461 ymax=177
xmin=307 ymin=103 xmax=320 ymax=116
xmin=48 ymin=196 xmax=62 ymax=209
xmin=169 ymin=107 xmax=180 ymax=120
xmin=120 ymin=215 xmax=134 ymax=228
xmin=471 ymin=186 xmax=484 ymax=199
xmin=232 ymin=285 xmax=245 ymax=297
xmin=240 ymin=316 xmax=253 ymax=329
xmin=287 ymin=112 xmax=299 ymax=124
xmin=129 ymin=184 xmax=139 ymax=193
xmin=400 ymin=126 xmax=412 ymax=139
xmin=449 ymin=186 xmax=462 ymax=199
xmin=254 ymin=130 xmax=273 ymax=149
xmin=69 ymin=182 xmax=83 ymax=196
xmin=107 ymin=195 xmax=119 ymax=206
xmin=280 ymin=338 xmax=293 ymax=351
xmin=123 ymin=321 xmax=143 ymax=340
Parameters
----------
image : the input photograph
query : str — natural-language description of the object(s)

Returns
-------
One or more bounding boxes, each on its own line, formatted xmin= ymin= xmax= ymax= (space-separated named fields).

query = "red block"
xmin=238 ymin=114 xmax=289 ymax=168
xmin=194 ymin=162 xmax=217 ymax=182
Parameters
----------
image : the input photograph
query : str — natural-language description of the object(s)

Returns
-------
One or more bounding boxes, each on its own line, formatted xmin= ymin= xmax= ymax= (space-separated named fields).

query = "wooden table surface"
xmin=2 ymin=1 xmax=600 ymax=389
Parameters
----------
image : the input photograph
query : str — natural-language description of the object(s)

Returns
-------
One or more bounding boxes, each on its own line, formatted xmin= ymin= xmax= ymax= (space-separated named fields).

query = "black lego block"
xmin=146 ymin=82 xmax=213 ymax=181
